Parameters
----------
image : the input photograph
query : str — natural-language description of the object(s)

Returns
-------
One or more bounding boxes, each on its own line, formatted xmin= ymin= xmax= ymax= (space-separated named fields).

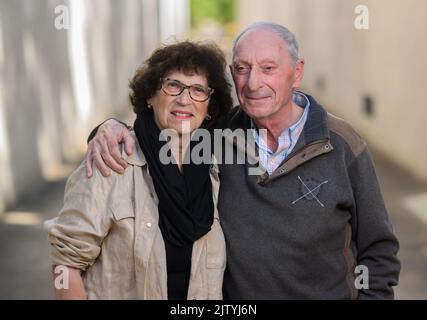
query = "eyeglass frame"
xmin=160 ymin=78 xmax=214 ymax=102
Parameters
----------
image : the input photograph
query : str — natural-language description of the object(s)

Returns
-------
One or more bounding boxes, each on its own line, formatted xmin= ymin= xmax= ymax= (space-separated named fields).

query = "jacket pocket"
xmin=110 ymin=200 xmax=135 ymax=221
xmin=107 ymin=201 xmax=136 ymax=272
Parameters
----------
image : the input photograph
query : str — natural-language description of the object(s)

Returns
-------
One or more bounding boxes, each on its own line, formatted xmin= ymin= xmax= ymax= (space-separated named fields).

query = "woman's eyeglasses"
xmin=160 ymin=78 xmax=214 ymax=102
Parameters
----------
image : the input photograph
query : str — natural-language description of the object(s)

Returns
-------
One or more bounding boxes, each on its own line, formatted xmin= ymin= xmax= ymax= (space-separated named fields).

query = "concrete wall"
xmin=0 ymin=0 xmax=189 ymax=212
xmin=236 ymin=0 xmax=427 ymax=181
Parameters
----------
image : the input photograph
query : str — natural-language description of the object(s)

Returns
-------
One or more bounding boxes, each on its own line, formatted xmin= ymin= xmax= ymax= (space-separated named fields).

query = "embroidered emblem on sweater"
xmin=292 ymin=176 xmax=329 ymax=207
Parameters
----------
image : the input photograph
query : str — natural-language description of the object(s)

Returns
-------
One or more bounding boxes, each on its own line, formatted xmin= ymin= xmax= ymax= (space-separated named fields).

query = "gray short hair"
xmin=232 ymin=22 xmax=299 ymax=66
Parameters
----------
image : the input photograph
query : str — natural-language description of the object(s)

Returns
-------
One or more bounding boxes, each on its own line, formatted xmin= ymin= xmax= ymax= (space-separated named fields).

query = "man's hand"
xmin=85 ymin=119 xmax=135 ymax=177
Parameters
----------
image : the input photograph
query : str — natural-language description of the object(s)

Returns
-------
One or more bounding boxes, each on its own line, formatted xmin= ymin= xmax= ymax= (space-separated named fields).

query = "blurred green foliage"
xmin=190 ymin=0 xmax=235 ymax=28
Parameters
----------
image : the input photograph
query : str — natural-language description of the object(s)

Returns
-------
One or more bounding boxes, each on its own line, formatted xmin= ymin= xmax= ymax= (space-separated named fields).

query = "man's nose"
xmin=247 ymin=68 xmax=261 ymax=91
xmin=176 ymin=88 xmax=192 ymax=104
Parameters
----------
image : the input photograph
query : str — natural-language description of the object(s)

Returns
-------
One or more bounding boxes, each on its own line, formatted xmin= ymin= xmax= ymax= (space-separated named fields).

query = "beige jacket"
xmin=44 ymin=138 xmax=226 ymax=300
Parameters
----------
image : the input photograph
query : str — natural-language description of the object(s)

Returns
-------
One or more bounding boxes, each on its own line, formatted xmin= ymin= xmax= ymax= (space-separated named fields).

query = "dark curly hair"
xmin=129 ymin=41 xmax=233 ymax=129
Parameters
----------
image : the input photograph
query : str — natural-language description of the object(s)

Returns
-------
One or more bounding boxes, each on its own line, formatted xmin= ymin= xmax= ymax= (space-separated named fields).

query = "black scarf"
xmin=133 ymin=113 xmax=214 ymax=247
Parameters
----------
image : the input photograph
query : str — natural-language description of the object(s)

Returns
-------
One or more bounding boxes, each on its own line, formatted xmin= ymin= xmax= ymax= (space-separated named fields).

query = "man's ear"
xmin=292 ymin=58 xmax=305 ymax=89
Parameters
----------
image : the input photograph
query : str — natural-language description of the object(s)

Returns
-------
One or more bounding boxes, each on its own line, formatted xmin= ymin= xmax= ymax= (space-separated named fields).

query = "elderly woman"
xmin=44 ymin=41 xmax=233 ymax=300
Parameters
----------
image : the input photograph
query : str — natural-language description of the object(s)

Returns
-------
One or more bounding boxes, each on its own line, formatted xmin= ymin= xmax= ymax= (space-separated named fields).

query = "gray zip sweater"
xmin=218 ymin=93 xmax=400 ymax=299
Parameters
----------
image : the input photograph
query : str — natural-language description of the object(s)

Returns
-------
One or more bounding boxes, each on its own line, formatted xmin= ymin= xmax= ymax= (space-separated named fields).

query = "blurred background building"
xmin=0 ymin=0 xmax=426 ymax=299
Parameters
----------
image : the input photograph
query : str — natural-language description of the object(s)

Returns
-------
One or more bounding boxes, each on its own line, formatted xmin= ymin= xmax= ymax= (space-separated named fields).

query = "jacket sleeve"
xmin=44 ymin=164 xmax=114 ymax=270
xmin=348 ymin=147 xmax=401 ymax=299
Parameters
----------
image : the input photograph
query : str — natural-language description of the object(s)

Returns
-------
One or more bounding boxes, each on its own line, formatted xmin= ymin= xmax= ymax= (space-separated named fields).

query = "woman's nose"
xmin=176 ymin=88 xmax=192 ymax=104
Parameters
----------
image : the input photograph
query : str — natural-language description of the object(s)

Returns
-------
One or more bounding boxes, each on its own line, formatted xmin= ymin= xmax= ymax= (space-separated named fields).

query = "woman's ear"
xmin=146 ymin=99 xmax=153 ymax=108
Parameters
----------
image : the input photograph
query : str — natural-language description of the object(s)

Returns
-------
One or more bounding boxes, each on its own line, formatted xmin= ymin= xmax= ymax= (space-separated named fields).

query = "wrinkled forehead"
xmin=232 ymin=28 xmax=288 ymax=62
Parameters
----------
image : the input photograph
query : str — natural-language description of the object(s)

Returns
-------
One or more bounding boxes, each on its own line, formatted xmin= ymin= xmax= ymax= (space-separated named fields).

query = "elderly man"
xmin=85 ymin=22 xmax=400 ymax=299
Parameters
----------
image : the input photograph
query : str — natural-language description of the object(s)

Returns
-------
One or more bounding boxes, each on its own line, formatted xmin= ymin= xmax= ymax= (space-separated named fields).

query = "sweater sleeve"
xmin=348 ymin=147 xmax=401 ymax=299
